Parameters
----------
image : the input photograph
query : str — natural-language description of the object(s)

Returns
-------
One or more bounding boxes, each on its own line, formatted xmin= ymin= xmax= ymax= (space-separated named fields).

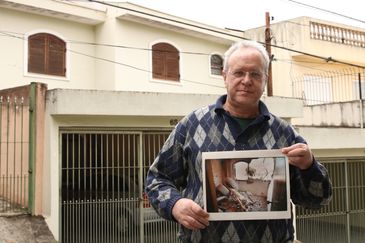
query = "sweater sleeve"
xmin=145 ymin=121 xmax=188 ymax=221
xmin=290 ymin=155 xmax=333 ymax=209
xmin=285 ymin=125 xmax=332 ymax=209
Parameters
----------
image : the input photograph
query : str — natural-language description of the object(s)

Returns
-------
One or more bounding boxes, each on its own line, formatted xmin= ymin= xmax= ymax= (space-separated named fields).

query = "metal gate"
xmin=60 ymin=129 xmax=180 ymax=243
xmin=296 ymin=159 xmax=365 ymax=243
xmin=0 ymin=96 xmax=29 ymax=215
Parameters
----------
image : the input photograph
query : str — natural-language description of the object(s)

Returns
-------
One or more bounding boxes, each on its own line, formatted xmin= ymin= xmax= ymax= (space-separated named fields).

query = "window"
xmin=152 ymin=42 xmax=180 ymax=81
xmin=210 ymin=54 xmax=223 ymax=76
xmin=28 ymin=33 xmax=66 ymax=77
xmin=303 ymin=75 xmax=332 ymax=105
xmin=352 ymin=80 xmax=365 ymax=100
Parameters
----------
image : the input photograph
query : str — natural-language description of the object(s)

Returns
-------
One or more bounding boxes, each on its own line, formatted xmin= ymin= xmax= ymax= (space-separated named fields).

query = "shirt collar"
xmin=214 ymin=94 xmax=271 ymax=120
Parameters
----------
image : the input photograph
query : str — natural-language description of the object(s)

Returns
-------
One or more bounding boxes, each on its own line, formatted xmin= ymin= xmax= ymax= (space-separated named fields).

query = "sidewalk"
xmin=0 ymin=214 xmax=56 ymax=243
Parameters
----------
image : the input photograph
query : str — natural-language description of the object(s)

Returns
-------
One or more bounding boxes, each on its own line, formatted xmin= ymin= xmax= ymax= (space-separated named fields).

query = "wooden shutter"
xmin=152 ymin=47 xmax=165 ymax=79
xmin=28 ymin=33 xmax=66 ymax=77
xmin=28 ymin=34 xmax=46 ymax=74
xmin=48 ymin=35 xmax=66 ymax=76
xmin=152 ymin=43 xmax=179 ymax=81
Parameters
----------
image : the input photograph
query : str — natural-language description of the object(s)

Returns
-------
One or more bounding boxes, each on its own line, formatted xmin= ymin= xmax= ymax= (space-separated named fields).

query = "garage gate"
xmin=296 ymin=159 xmax=365 ymax=243
xmin=60 ymin=129 xmax=180 ymax=243
xmin=60 ymin=129 xmax=365 ymax=243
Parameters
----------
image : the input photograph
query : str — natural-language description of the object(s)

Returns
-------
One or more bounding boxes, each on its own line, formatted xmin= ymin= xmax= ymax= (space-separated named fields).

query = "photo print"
xmin=202 ymin=149 xmax=291 ymax=220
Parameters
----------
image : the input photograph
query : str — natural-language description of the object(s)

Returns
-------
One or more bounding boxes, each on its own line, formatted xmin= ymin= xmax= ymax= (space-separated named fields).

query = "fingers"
xmin=172 ymin=198 xmax=209 ymax=230
xmin=282 ymin=143 xmax=313 ymax=170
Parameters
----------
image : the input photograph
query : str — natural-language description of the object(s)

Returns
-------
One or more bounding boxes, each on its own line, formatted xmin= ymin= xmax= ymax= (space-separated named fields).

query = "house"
xmin=0 ymin=0 xmax=364 ymax=242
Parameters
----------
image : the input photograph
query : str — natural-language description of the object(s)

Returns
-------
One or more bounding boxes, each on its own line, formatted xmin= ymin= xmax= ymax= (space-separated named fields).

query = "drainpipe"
xmin=359 ymin=73 xmax=363 ymax=129
xmin=28 ymin=83 xmax=37 ymax=214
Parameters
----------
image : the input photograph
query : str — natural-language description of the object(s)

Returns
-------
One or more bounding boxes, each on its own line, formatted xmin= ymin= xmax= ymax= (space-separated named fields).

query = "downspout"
xmin=28 ymin=82 xmax=37 ymax=214
xmin=359 ymin=73 xmax=363 ymax=129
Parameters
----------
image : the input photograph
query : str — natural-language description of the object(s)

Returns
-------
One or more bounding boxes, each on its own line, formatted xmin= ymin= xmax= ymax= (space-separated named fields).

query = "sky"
xmin=118 ymin=0 xmax=365 ymax=31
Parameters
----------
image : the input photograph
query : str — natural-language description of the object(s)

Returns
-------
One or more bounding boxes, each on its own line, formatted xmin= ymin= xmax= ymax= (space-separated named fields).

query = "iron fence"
xmin=60 ymin=130 xmax=180 ymax=243
xmin=295 ymin=159 xmax=365 ymax=243
xmin=0 ymin=96 xmax=29 ymax=215
xmin=292 ymin=69 xmax=364 ymax=105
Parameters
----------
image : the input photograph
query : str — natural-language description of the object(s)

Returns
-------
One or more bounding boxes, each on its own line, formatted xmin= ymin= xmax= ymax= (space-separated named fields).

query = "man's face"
xmin=223 ymin=47 xmax=266 ymax=110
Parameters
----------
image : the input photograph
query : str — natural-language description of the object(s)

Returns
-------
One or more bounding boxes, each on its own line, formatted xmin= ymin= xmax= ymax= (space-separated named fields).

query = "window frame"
xmin=209 ymin=53 xmax=223 ymax=77
xmin=24 ymin=30 xmax=69 ymax=80
xmin=150 ymin=41 xmax=181 ymax=84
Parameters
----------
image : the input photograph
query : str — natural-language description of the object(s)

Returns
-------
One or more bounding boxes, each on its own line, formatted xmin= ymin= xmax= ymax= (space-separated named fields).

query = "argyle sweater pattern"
xmin=146 ymin=95 xmax=332 ymax=243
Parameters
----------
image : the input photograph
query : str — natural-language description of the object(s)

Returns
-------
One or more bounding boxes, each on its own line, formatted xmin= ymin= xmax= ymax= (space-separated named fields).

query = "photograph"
xmin=202 ymin=149 xmax=291 ymax=221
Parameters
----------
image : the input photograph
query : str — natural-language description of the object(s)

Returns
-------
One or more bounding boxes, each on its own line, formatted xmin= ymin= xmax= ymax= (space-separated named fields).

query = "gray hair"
xmin=223 ymin=40 xmax=270 ymax=75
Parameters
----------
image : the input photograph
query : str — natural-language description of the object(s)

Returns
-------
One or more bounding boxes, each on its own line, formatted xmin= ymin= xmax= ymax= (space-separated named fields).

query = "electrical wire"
xmin=1 ymin=28 xmax=363 ymax=89
xmin=88 ymin=0 xmax=365 ymax=69
xmin=285 ymin=0 xmax=365 ymax=25
xmin=69 ymin=49 xmax=226 ymax=89
xmin=0 ymin=30 xmax=225 ymax=89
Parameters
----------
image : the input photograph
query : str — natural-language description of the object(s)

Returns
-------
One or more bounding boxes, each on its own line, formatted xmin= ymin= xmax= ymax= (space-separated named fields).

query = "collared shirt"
xmin=146 ymin=95 xmax=332 ymax=243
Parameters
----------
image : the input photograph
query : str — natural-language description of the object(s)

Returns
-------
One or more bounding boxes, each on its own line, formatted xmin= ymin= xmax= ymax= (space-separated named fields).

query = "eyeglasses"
xmin=228 ymin=70 xmax=264 ymax=81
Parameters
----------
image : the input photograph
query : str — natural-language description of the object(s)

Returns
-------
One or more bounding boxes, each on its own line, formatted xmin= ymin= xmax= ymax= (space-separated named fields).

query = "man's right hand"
xmin=172 ymin=198 xmax=209 ymax=230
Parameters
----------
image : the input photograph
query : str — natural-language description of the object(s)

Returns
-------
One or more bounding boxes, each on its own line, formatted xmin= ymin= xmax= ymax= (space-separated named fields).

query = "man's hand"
xmin=172 ymin=198 xmax=209 ymax=230
xmin=282 ymin=143 xmax=313 ymax=170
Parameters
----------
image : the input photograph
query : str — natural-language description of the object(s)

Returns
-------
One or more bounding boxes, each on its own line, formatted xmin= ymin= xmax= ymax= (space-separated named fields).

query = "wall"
xmin=0 ymin=7 xmax=97 ymax=90
xmin=115 ymin=20 xmax=228 ymax=94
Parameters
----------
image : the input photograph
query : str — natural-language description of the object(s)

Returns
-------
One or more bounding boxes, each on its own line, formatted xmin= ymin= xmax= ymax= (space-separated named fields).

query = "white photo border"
xmin=202 ymin=149 xmax=291 ymax=221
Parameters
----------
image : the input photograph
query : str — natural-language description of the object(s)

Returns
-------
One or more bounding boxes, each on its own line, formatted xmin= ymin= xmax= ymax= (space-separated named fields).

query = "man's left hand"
xmin=282 ymin=143 xmax=313 ymax=170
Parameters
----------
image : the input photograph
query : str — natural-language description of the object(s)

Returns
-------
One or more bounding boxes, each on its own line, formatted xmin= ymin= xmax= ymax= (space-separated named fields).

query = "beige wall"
xmin=1 ymin=1 xmax=235 ymax=95
xmin=0 ymin=7 xmax=97 ymax=90
xmin=113 ymin=19 xmax=228 ymax=94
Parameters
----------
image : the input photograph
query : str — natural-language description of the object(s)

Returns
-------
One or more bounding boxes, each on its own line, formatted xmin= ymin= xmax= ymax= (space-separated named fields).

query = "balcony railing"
xmin=310 ymin=22 xmax=365 ymax=48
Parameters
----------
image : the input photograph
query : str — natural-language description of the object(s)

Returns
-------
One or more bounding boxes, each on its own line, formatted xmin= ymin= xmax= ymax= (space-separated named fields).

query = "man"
xmin=145 ymin=40 xmax=332 ymax=242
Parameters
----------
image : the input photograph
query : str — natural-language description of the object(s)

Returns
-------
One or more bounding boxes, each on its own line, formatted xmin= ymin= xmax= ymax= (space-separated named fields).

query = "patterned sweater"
xmin=146 ymin=95 xmax=332 ymax=243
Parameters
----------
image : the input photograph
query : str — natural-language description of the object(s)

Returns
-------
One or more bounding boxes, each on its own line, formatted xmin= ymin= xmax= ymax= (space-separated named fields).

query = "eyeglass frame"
xmin=227 ymin=69 xmax=267 ymax=81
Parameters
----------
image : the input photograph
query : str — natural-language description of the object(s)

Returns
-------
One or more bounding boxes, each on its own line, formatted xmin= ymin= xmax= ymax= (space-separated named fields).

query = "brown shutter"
xmin=152 ymin=43 xmax=179 ymax=81
xmin=165 ymin=49 xmax=179 ymax=81
xmin=152 ymin=46 xmax=165 ymax=79
xmin=28 ymin=33 xmax=66 ymax=77
xmin=28 ymin=33 xmax=46 ymax=74
xmin=48 ymin=35 xmax=66 ymax=76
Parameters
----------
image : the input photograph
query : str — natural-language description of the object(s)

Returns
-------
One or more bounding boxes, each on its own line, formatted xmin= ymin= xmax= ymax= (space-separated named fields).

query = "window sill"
xmin=24 ymin=72 xmax=70 ymax=82
xmin=150 ymin=78 xmax=182 ymax=86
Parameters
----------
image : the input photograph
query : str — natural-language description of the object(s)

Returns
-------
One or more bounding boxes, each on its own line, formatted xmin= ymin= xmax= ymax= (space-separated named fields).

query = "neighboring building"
xmin=244 ymin=16 xmax=365 ymax=242
xmin=243 ymin=16 xmax=365 ymax=158
xmin=0 ymin=1 xmax=364 ymax=242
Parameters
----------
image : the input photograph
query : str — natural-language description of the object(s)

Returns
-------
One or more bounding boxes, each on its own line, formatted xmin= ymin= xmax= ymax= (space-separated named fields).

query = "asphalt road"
xmin=0 ymin=214 xmax=56 ymax=243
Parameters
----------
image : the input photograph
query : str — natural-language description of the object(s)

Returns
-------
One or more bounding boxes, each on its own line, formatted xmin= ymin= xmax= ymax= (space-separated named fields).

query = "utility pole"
xmin=265 ymin=12 xmax=273 ymax=96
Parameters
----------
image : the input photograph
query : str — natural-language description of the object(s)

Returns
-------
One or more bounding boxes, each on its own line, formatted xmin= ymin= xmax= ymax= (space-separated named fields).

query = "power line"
xmin=285 ymin=0 xmax=365 ymax=24
xmin=0 ymin=29 xmax=215 ymax=56
xmin=89 ymin=0 xmax=365 ymax=69
xmin=1 ymin=27 xmax=364 ymax=74
xmin=0 ymin=30 xmax=225 ymax=89
xmin=69 ymin=49 xmax=226 ymax=89
xmin=70 ymin=40 xmax=210 ymax=56
xmin=2 ymin=30 xmax=362 ymax=89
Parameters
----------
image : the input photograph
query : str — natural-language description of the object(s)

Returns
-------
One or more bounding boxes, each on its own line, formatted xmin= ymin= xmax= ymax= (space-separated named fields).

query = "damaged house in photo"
xmin=203 ymin=149 xmax=291 ymax=221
